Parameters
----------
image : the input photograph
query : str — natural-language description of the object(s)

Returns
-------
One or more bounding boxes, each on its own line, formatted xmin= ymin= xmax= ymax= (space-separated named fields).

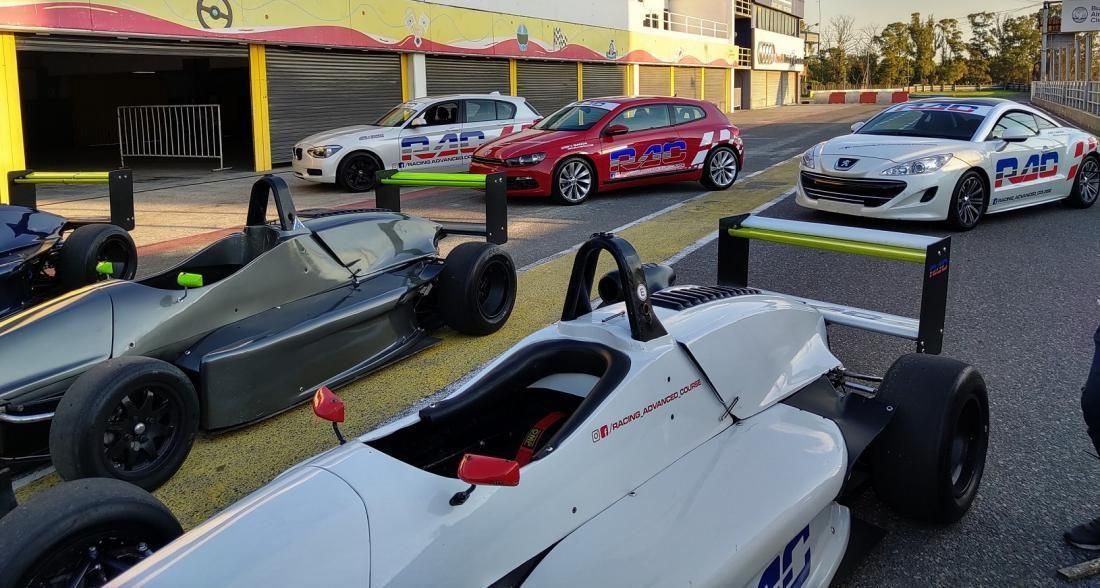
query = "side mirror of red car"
xmin=603 ymin=124 xmax=630 ymax=137
xmin=457 ymin=454 xmax=520 ymax=487
xmin=313 ymin=386 xmax=347 ymax=444
xmin=532 ymin=117 xmax=544 ymax=125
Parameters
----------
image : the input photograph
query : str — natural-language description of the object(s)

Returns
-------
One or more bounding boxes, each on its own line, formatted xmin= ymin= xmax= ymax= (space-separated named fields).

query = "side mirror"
xmin=457 ymin=454 xmax=520 ymax=487
xmin=603 ymin=124 xmax=630 ymax=137
xmin=850 ymin=121 xmax=865 ymax=133
xmin=532 ymin=117 xmax=544 ymax=125
xmin=312 ymin=386 xmax=345 ymax=423
xmin=1001 ymin=128 xmax=1031 ymax=143
xmin=176 ymin=272 xmax=204 ymax=288
xmin=410 ymin=116 xmax=428 ymax=127
xmin=95 ymin=261 xmax=116 ymax=277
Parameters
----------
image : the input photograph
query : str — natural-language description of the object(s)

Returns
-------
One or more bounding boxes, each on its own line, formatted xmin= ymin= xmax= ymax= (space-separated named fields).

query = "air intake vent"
xmin=650 ymin=286 xmax=761 ymax=311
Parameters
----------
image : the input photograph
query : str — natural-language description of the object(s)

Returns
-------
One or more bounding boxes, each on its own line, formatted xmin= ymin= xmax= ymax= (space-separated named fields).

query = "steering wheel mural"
xmin=197 ymin=0 xmax=233 ymax=29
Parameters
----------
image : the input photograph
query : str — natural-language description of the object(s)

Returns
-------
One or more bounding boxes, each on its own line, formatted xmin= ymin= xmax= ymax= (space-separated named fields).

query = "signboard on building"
xmin=754 ymin=0 xmax=805 ymax=18
xmin=753 ymin=28 xmax=805 ymax=71
xmin=1062 ymin=0 xmax=1100 ymax=32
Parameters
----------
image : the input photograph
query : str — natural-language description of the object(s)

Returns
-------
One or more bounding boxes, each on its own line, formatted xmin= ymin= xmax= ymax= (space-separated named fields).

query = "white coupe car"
xmin=797 ymin=98 xmax=1099 ymax=229
xmin=292 ymin=94 xmax=540 ymax=192
xmin=0 ymin=217 xmax=988 ymax=588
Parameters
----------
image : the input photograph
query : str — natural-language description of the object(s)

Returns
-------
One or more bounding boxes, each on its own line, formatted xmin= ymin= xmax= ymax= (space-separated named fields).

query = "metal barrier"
xmin=1033 ymin=81 xmax=1100 ymax=117
xmin=7 ymin=169 xmax=135 ymax=230
xmin=117 ymin=104 xmax=228 ymax=170
xmin=642 ymin=10 xmax=729 ymax=39
xmin=375 ymin=171 xmax=507 ymax=245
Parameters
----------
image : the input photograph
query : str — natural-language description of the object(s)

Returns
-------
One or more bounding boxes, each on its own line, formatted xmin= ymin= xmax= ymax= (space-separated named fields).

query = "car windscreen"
xmin=856 ymin=104 xmax=987 ymax=141
xmin=534 ymin=105 xmax=612 ymax=131
xmin=375 ymin=105 xmax=420 ymax=127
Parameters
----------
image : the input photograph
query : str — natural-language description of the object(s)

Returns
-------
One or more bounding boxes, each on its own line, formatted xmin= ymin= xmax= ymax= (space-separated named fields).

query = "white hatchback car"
xmin=293 ymin=94 xmax=541 ymax=192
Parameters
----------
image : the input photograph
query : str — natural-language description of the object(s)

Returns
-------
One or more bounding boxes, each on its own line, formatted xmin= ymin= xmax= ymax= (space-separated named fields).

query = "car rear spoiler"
xmin=6 ymin=169 xmax=135 ymax=230
xmin=718 ymin=214 xmax=950 ymax=354
xmin=374 ymin=171 xmax=507 ymax=245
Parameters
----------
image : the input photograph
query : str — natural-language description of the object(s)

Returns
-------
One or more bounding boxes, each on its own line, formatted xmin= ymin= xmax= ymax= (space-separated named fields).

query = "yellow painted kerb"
xmin=248 ymin=44 xmax=272 ymax=172
xmin=0 ymin=32 xmax=26 ymax=204
xmin=508 ymin=59 xmax=518 ymax=96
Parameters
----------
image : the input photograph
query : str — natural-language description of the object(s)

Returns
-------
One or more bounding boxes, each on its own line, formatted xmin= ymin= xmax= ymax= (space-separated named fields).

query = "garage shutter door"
xmin=266 ymin=48 xmax=401 ymax=164
xmin=582 ymin=63 xmax=625 ymax=100
xmin=674 ymin=67 xmax=701 ymax=99
xmin=703 ymin=68 xmax=728 ymax=112
xmin=784 ymin=72 xmax=798 ymax=104
xmin=425 ymin=56 xmax=510 ymax=96
xmin=639 ymin=65 xmax=672 ymax=96
xmin=15 ymin=34 xmax=248 ymax=57
xmin=517 ymin=61 xmax=577 ymax=116
xmin=766 ymin=72 xmax=782 ymax=108
xmin=750 ymin=70 xmax=768 ymax=109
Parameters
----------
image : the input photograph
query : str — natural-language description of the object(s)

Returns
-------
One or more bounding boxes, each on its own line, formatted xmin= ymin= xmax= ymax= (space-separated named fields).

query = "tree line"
xmin=807 ymin=11 xmax=1041 ymax=89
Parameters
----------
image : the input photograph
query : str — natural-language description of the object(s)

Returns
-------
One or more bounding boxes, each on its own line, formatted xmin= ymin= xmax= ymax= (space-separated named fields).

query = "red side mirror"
xmin=312 ymin=386 xmax=345 ymax=423
xmin=457 ymin=454 xmax=520 ymax=487
xmin=604 ymin=124 xmax=629 ymax=137
xmin=532 ymin=117 xmax=544 ymax=125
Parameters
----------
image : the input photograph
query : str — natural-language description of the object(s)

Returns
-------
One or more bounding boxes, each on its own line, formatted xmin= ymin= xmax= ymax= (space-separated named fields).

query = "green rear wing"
xmin=718 ymin=214 xmax=950 ymax=354
xmin=7 ymin=169 xmax=135 ymax=231
xmin=375 ymin=170 xmax=507 ymax=245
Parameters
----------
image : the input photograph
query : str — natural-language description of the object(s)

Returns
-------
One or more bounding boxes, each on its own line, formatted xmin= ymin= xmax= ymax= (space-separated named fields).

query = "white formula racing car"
xmin=797 ymin=98 xmax=1099 ymax=229
xmin=292 ymin=93 xmax=540 ymax=192
xmin=0 ymin=216 xmax=989 ymax=588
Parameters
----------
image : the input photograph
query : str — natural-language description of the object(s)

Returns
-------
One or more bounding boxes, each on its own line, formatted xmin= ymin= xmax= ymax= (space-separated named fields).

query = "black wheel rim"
xmin=956 ymin=175 xmax=985 ymax=227
xmin=950 ymin=397 xmax=983 ymax=498
xmin=21 ymin=524 xmax=158 ymax=587
xmin=344 ymin=157 xmax=378 ymax=191
xmin=95 ymin=235 xmax=134 ymax=280
xmin=1080 ymin=158 xmax=1100 ymax=204
xmin=476 ymin=259 xmax=512 ymax=321
xmin=103 ymin=386 xmax=183 ymax=476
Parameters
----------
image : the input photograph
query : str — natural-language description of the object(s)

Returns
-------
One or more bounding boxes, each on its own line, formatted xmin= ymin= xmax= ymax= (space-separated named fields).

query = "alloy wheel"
xmin=709 ymin=149 xmax=738 ymax=187
xmin=956 ymin=176 xmax=985 ymax=227
xmin=21 ymin=526 xmax=157 ymax=588
xmin=557 ymin=160 xmax=593 ymax=203
xmin=103 ymin=387 xmax=182 ymax=475
xmin=1080 ymin=158 xmax=1100 ymax=204
xmin=345 ymin=157 xmax=378 ymax=191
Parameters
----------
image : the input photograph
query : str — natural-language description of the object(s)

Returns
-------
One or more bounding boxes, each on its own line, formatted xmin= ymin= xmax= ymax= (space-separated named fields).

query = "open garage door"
xmin=15 ymin=35 xmax=251 ymax=170
xmin=703 ymin=68 xmax=728 ymax=113
xmin=425 ymin=56 xmax=510 ymax=96
xmin=266 ymin=48 xmax=401 ymax=165
xmin=674 ymin=67 xmax=702 ymax=99
xmin=639 ymin=65 xmax=672 ymax=96
xmin=582 ymin=63 xmax=625 ymax=99
xmin=517 ymin=61 xmax=577 ymax=116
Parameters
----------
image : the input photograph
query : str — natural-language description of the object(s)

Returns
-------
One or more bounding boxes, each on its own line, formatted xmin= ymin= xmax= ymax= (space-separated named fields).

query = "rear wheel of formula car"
xmin=700 ymin=146 xmax=740 ymax=190
xmin=438 ymin=242 xmax=517 ymax=335
xmin=335 ymin=152 xmax=382 ymax=193
xmin=58 ymin=224 xmax=137 ymax=291
xmin=0 ymin=478 xmax=181 ymax=588
xmin=51 ymin=357 xmax=200 ymax=492
xmin=552 ymin=157 xmax=596 ymax=205
xmin=946 ymin=170 xmax=988 ymax=230
xmin=1067 ymin=154 xmax=1100 ymax=208
xmin=870 ymin=353 xmax=989 ymax=523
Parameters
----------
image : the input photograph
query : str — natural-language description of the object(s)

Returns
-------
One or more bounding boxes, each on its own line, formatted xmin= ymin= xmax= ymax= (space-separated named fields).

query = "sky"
xmin=814 ymin=0 xmax=1044 ymax=32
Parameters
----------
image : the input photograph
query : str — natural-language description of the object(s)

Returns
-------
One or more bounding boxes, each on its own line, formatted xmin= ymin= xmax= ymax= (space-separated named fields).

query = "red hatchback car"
xmin=469 ymin=96 xmax=743 ymax=205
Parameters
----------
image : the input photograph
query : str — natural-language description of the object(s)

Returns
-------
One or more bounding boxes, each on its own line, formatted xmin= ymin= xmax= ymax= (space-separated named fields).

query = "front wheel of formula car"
xmin=438 ymin=242 xmax=517 ymax=335
xmin=552 ymin=157 xmax=596 ymax=205
xmin=0 ymin=478 xmax=182 ymax=588
xmin=58 ymin=223 xmax=138 ymax=291
xmin=50 ymin=357 xmax=200 ymax=492
xmin=1067 ymin=154 xmax=1100 ymax=208
xmin=870 ymin=353 xmax=989 ymax=524
xmin=335 ymin=151 xmax=382 ymax=193
xmin=700 ymin=146 xmax=740 ymax=191
xmin=946 ymin=170 xmax=988 ymax=230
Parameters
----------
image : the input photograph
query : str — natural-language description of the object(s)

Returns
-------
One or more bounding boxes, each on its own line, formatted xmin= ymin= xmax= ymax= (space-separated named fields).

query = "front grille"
xmin=800 ymin=171 xmax=907 ymax=208
xmin=651 ymin=286 xmax=762 ymax=311
xmin=472 ymin=155 xmax=505 ymax=166
xmin=294 ymin=148 xmax=303 ymax=161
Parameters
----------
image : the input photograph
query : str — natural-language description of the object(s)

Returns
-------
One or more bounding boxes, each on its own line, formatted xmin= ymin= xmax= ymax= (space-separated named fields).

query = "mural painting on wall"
xmin=0 ymin=0 xmax=739 ymax=66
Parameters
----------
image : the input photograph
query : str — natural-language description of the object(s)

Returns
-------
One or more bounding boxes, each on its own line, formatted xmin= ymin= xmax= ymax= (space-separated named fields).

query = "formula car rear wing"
xmin=6 ymin=169 xmax=135 ymax=230
xmin=718 ymin=214 xmax=950 ymax=354
xmin=375 ymin=171 xmax=507 ymax=245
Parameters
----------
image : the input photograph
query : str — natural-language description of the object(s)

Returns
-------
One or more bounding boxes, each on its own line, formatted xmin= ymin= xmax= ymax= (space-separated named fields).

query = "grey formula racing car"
xmin=0 ymin=175 xmax=517 ymax=490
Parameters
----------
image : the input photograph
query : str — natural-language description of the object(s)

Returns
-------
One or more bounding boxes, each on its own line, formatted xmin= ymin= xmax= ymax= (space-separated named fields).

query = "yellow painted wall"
xmin=248 ymin=44 xmax=271 ymax=172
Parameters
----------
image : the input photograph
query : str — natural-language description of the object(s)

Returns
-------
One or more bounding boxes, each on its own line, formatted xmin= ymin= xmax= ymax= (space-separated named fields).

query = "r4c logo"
xmin=995 ymin=151 xmax=1058 ymax=188
xmin=610 ymin=140 xmax=688 ymax=172
xmin=401 ymin=131 xmax=485 ymax=161
xmin=758 ymin=525 xmax=810 ymax=588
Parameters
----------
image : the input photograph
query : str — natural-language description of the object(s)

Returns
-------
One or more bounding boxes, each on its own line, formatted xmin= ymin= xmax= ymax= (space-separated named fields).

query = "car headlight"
xmin=505 ymin=152 xmax=546 ymax=167
xmin=881 ymin=154 xmax=953 ymax=176
xmin=307 ymin=145 xmax=343 ymax=158
xmin=801 ymin=143 xmax=824 ymax=169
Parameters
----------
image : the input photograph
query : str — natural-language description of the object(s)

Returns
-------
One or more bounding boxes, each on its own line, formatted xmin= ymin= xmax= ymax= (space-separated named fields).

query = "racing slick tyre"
xmin=0 ymin=478 xmax=181 ymax=588
xmin=551 ymin=157 xmax=596 ymax=205
xmin=700 ymin=146 xmax=740 ymax=191
xmin=335 ymin=151 xmax=382 ymax=193
xmin=1067 ymin=154 xmax=1100 ymax=208
xmin=438 ymin=242 xmax=517 ymax=335
xmin=946 ymin=170 xmax=988 ymax=231
xmin=50 ymin=357 xmax=200 ymax=492
xmin=58 ymin=223 xmax=137 ymax=291
xmin=869 ymin=353 xmax=989 ymax=524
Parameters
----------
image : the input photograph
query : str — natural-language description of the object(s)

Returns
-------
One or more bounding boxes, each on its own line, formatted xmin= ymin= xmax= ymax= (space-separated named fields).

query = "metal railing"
xmin=734 ymin=0 xmax=753 ymax=18
xmin=117 ymin=104 xmax=228 ymax=170
xmin=642 ymin=10 xmax=729 ymax=39
xmin=1032 ymin=81 xmax=1100 ymax=116
xmin=737 ymin=47 xmax=752 ymax=68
